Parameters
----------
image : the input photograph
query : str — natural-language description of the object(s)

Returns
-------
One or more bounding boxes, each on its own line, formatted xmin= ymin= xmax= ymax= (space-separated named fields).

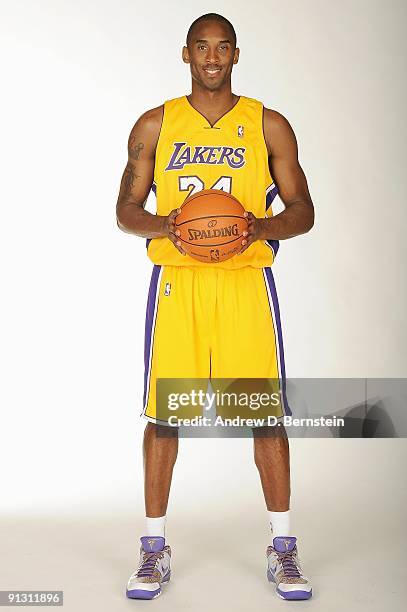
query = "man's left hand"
xmin=238 ymin=211 xmax=266 ymax=255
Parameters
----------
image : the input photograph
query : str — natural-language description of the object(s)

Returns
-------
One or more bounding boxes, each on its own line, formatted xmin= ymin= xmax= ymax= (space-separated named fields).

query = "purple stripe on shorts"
xmin=143 ymin=265 xmax=161 ymax=409
xmin=264 ymin=267 xmax=292 ymax=416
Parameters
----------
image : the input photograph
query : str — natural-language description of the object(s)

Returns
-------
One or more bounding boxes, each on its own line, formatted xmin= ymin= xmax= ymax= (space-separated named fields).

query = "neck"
xmin=188 ymin=80 xmax=237 ymax=111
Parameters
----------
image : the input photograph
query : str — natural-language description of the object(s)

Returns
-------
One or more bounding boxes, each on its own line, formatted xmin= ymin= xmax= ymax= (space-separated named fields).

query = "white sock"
xmin=145 ymin=515 xmax=166 ymax=538
xmin=269 ymin=510 xmax=290 ymax=539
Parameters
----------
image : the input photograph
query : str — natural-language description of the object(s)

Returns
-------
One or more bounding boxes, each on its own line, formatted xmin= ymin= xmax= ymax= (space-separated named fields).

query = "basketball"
xmin=175 ymin=189 xmax=248 ymax=263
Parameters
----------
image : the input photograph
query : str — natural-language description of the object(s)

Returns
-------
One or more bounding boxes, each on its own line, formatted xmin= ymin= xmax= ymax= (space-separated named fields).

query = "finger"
xmin=174 ymin=243 xmax=187 ymax=255
xmin=237 ymin=235 xmax=254 ymax=255
xmin=169 ymin=232 xmax=187 ymax=255
xmin=247 ymin=219 xmax=255 ymax=228
xmin=170 ymin=209 xmax=182 ymax=232
xmin=169 ymin=231 xmax=182 ymax=243
xmin=169 ymin=208 xmax=180 ymax=221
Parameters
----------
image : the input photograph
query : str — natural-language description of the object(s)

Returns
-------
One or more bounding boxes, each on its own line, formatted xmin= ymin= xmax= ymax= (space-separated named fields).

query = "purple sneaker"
xmin=266 ymin=536 xmax=312 ymax=600
xmin=126 ymin=536 xmax=171 ymax=600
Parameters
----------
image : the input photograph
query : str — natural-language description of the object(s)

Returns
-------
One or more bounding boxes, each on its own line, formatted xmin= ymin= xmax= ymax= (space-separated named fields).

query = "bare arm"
xmin=116 ymin=107 xmax=185 ymax=253
xmin=240 ymin=109 xmax=314 ymax=253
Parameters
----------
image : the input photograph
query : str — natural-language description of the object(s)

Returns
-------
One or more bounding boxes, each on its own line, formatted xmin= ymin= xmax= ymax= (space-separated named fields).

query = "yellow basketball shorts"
xmin=141 ymin=264 xmax=291 ymax=425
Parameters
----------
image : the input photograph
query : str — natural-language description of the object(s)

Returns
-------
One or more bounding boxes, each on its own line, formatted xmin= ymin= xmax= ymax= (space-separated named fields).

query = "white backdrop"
xmin=0 ymin=0 xmax=406 ymax=514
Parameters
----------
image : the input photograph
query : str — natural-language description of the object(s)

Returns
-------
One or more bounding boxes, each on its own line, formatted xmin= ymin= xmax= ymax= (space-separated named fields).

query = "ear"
xmin=182 ymin=46 xmax=190 ymax=64
xmin=233 ymin=47 xmax=240 ymax=64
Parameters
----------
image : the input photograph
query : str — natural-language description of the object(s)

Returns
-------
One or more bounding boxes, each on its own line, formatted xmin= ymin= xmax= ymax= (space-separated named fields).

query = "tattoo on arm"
xmin=128 ymin=135 xmax=144 ymax=161
xmin=119 ymin=162 xmax=140 ymax=200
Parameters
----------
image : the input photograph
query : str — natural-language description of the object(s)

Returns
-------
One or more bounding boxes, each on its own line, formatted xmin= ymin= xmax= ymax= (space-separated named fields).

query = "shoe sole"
xmin=267 ymin=569 xmax=312 ymax=600
xmin=126 ymin=571 xmax=171 ymax=600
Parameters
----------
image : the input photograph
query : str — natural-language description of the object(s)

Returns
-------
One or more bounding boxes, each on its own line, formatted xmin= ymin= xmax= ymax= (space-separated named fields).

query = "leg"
xmin=143 ymin=422 xmax=178 ymax=517
xmin=253 ymin=424 xmax=290 ymax=511
xmin=126 ymin=422 xmax=177 ymax=599
xmin=258 ymin=427 xmax=312 ymax=600
xmin=209 ymin=266 xmax=311 ymax=600
xmin=142 ymin=265 xmax=210 ymax=513
xmin=211 ymin=267 xmax=291 ymax=510
xmin=128 ymin=265 xmax=210 ymax=600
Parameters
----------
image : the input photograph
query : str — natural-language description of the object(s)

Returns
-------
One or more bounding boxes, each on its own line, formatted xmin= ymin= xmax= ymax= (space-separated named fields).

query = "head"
xmin=182 ymin=14 xmax=240 ymax=92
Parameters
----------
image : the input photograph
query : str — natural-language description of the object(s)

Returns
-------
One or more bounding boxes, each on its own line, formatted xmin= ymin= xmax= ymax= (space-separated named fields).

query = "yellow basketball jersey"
xmin=147 ymin=95 xmax=280 ymax=269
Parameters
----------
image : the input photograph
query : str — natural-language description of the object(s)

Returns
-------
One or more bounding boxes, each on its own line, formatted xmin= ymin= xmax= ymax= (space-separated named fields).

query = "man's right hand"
xmin=163 ymin=208 xmax=186 ymax=256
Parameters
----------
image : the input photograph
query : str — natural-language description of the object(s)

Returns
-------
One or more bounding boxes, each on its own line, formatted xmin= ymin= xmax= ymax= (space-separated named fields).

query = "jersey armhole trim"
xmin=261 ymin=104 xmax=271 ymax=159
xmin=153 ymin=103 xmax=166 ymax=183
xmin=261 ymin=104 xmax=276 ymax=193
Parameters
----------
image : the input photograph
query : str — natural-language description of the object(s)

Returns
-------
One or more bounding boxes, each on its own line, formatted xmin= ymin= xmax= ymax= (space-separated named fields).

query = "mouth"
xmin=203 ymin=67 xmax=222 ymax=77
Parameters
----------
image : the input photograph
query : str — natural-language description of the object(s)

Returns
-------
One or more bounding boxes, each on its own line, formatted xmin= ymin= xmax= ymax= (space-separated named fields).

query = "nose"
xmin=206 ymin=47 xmax=220 ymax=63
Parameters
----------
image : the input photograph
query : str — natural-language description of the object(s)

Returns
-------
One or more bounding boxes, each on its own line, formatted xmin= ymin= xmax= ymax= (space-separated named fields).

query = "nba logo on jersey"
xmin=164 ymin=282 xmax=171 ymax=296
xmin=237 ymin=125 xmax=244 ymax=137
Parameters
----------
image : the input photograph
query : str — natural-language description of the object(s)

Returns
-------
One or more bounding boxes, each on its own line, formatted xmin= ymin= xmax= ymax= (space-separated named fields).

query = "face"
xmin=182 ymin=20 xmax=240 ymax=91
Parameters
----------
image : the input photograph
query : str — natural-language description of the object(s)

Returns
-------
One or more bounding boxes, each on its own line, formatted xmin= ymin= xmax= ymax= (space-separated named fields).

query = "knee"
xmin=144 ymin=421 xmax=179 ymax=439
xmin=253 ymin=426 xmax=289 ymax=465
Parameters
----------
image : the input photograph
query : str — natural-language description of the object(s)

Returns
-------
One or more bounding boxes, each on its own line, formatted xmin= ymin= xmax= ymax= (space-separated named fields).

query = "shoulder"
xmin=262 ymin=107 xmax=297 ymax=156
xmin=130 ymin=104 xmax=164 ymax=138
xmin=133 ymin=95 xmax=185 ymax=130
xmin=127 ymin=104 xmax=164 ymax=155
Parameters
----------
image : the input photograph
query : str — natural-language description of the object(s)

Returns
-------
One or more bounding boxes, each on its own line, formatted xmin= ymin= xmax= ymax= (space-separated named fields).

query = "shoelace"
xmin=276 ymin=549 xmax=301 ymax=578
xmin=136 ymin=551 xmax=164 ymax=578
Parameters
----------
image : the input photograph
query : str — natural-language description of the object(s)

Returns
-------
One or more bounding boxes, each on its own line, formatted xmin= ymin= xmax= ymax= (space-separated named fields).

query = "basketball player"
xmin=116 ymin=13 xmax=314 ymax=601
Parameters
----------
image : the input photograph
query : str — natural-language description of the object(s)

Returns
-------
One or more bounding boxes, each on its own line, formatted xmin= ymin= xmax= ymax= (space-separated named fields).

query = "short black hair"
xmin=186 ymin=13 xmax=237 ymax=49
